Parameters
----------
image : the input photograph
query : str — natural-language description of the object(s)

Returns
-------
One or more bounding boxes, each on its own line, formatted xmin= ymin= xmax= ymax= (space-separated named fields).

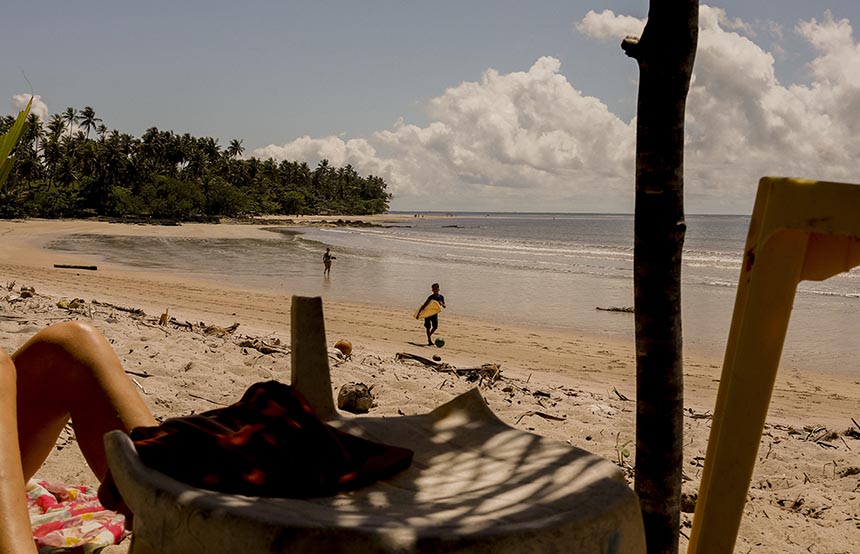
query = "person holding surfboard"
xmin=415 ymin=283 xmax=446 ymax=346
xmin=323 ymin=248 xmax=335 ymax=277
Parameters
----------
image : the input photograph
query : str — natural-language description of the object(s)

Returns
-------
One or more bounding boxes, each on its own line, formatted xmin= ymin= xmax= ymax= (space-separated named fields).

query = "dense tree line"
xmin=0 ymin=106 xmax=392 ymax=220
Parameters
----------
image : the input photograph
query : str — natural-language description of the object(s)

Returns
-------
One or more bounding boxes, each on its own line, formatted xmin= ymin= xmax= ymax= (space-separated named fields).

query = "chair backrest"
xmin=688 ymin=177 xmax=860 ymax=553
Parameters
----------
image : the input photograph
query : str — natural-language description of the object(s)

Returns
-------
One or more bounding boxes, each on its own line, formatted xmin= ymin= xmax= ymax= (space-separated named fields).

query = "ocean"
xmin=46 ymin=214 xmax=860 ymax=375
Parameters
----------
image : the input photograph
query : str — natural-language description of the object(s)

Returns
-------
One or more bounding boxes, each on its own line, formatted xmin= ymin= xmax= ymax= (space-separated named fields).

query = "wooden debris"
xmin=395 ymin=352 xmax=449 ymax=370
xmin=92 ymin=300 xmax=146 ymax=316
xmin=203 ymin=322 xmax=240 ymax=337
xmin=613 ymin=387 xmax=631 ymax=401
xmin=54 ymin=264 xmax=98 ymax=271
xmin=237 ymin=338 xmax=289 ymax=355
xmin=159 ymin=308 xmax=170 ymax=326
xmin=515 ymin=410 xmax=566 ymax=425
xmin=125 ymin=369 xmax=152 ymax=379
xmin=595 ymin=305 xmax=634 ymax=313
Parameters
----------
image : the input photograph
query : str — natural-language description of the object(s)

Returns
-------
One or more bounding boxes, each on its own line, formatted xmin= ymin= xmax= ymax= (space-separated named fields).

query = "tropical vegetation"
xmin=0 ymin=105 xmax=392 ymax=220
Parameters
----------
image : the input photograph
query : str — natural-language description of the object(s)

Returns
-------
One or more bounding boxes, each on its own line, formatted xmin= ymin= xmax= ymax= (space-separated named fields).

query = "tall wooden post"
xmin=621 ymin=3 xmax=698 ymax=553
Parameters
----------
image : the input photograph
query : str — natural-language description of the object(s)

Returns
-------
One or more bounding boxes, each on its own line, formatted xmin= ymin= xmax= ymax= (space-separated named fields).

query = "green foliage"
xmin=0 ymin=98 xmax=32 ymax=190
xmin=615 ymin=432 xmax=632 ymax=466
xmin=0 ymin=103 xmax=393 ymax=220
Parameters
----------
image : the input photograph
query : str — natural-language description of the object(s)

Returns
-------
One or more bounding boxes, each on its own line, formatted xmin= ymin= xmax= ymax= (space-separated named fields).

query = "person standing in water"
xmin=416 ymin=283 xmax=446 ymax=346
xmin=323 ymin=248 xmax=335 ymax=277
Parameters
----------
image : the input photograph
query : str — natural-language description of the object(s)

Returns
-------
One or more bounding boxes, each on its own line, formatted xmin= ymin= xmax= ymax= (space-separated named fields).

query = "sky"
xmin=3 ymin=1 xmax=859 ymax=213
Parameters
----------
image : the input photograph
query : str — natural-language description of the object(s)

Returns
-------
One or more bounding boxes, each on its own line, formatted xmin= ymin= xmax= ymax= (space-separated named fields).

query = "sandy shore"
xmin=1 ymin=219 xmax=858 ymax=553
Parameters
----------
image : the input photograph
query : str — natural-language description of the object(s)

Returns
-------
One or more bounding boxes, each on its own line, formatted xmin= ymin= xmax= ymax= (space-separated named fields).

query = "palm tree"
xmin=227 ymin=139 xmax=244 ymax=159
xmin=61 ymin=107 xmax=79 ymax=141
xmin=79 ymin=106 xmax=102 ymax=139
xmin=47 ymin=114 xmax=66 ymax=140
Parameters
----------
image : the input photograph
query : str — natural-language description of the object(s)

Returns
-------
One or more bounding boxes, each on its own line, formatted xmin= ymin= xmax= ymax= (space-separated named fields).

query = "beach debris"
xmin=92 ymin=300 xmax=146 ymax=317
xmin=19 ymin=285 xmax=35 ymax=298
xmin=202 ymin=322 xmax=240 ymax=337
xmin=595 ymin=305 xmax=634 ymax=313
xmin=614 ymin=433 xmax=632 ymax=467
xmin=334 ymin=339 xmax=353 ymax=357
xmin=612 ymin=387 xmax=631 ymax=401
xmin=432 ymin=355 xmax=442 ymax=362
xmin=514 ymin=410 xmax=566 ymax=425
xmin=337 ymin=382 xmax=374 ymax=414
xmin=237 ymin=338 xmax=289 ymax=355
xmin=56 ymin=298 xmax=86 ymax=312
xmin=159 ymin=308 xmax=170 ymax=326
xmin=53 ymin=264 xmax=98 ymax=271
xmin=395 ymin=352 xmax=449 ymax=370
xmin=680 ymin=490 xmax=698 ymax=513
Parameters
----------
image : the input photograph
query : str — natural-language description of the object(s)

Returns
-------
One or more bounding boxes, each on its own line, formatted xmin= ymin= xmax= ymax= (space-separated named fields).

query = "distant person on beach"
xmin=0 ymin=322 xmax=156 ymax=553
xmin=416 ymin=283 xmax=446 ymax=346
xmin=323 ymin=248 xmax=335 ymax=276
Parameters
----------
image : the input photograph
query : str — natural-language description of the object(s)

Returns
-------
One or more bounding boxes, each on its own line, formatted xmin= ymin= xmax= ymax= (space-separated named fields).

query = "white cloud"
xmin=683 ymin=5 xmax=860 ymax=211
xmin=255 ymin=57 xmax=636 ymax=211
xmin=576 ymin=10 xmax=645 ymax=40
xmin=12 ymin=94 xmax=49 ymax=123
xmin=255 ymin=5 xmax=860 ymax=213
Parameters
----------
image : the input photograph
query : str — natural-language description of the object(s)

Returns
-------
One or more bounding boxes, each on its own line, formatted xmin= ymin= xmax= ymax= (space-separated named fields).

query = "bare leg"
xmin=13 ymin=321 xmax=156 ymax=480
xmin=0 ymin=321 xmax=155 ymax=553
xmin=0 ymin=350 xmax=36 ymax=554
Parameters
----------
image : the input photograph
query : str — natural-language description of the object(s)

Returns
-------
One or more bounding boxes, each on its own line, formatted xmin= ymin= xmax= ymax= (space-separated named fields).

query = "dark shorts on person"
xmin=423 ymin=314 xmax=438 ymax=329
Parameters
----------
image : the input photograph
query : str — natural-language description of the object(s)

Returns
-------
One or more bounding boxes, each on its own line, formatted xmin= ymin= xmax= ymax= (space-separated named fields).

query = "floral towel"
xmin=27 ymin=479 xmax=125 ymax=553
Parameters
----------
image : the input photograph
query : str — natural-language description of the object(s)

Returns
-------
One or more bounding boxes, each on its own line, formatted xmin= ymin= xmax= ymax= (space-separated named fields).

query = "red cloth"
xmin=101 ymin=381 xmax=412 ymax=505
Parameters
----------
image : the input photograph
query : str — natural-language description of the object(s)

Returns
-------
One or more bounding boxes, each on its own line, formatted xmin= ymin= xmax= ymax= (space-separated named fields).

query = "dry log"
xmin=54 ymin=264 xmax=98 ymax=271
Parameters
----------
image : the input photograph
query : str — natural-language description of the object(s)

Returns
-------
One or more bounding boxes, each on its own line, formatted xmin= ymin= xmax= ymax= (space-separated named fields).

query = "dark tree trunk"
xmin=621 ymin=3 xmax=698 ymax=553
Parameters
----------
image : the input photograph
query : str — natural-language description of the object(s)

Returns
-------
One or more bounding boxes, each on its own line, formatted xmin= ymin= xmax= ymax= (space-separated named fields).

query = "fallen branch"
xmin=125 ymin=369 xmax=152 ymax=379
xmin=515 ymin=411 xmax=567 ymax=425
xmin=92 ymin=300 xmax=146 ymax=316
xmin=595 ymin=305 xmax=634 ymax=313
xmin=395 ymin=352 xmax=449 ymax=370
xmin=613 ymin=387 xmax=631 ymax=401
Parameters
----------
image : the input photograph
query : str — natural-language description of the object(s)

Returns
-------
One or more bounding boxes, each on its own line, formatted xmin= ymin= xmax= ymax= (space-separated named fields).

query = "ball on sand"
xmin=434 ymin=337 xmax=445 ymax=348
xmin=334 ymin=339 xmax=353 ymax=356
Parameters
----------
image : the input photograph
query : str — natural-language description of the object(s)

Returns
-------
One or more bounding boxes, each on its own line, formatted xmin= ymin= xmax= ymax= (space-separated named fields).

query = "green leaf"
xmin=0 ymin=97 xmax=32 ymax=189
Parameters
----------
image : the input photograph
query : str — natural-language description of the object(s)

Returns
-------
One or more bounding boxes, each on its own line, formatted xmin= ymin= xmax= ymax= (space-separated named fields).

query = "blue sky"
xmin=3 ymin=1 xmax=859 ymax=213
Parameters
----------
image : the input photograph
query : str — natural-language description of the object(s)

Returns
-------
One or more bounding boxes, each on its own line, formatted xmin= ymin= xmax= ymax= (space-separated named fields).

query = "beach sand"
xmin=1 ymin=219 xmax=858 ymax=553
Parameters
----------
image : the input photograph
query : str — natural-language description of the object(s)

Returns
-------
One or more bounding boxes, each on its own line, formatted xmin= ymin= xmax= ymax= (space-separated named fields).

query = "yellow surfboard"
xmin=414 ymin=299 xmax=442 ymax=319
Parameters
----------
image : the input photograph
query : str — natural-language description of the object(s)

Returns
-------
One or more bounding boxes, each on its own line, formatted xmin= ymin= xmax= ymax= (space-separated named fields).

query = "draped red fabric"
xmin=100 ymin=381 xmax=412 ymax=508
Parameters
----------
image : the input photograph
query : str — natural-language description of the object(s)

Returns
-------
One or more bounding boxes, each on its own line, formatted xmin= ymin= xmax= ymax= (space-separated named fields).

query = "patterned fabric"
xmin=103 ymin=380 xmax=413 ymax=502
xmin=27 ymin=479 xmax=125 ymax=553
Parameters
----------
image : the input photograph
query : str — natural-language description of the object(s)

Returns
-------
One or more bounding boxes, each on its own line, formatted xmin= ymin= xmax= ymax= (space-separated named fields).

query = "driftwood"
xmin=596 ymin=306 xmax=634 ymax=313
xmin=613 ymin=388 xmax=632 ymax=401
xmin=394 ymin=353 xmax=502 ymax=388
xmin=92 ymin=300 xmax=146 ymax=316
xmin=515 ymin=410 xmax=567 ymax=425
xmin=237 ymin=338 xmax=289 ymax=355
xmin=54 ymin=264 xmax=98 ymax=271
xmin=395 ymin=352 xmax=449 ymax=370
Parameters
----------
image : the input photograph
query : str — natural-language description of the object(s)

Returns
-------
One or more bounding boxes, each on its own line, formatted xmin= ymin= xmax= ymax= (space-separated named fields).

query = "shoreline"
xmin=1 ymin=218 xmax=858 ymax=426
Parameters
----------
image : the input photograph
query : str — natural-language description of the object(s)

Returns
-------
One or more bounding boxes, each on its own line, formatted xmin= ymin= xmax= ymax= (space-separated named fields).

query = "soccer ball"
xmin=434 ymin=337 xmax=445 ymax=348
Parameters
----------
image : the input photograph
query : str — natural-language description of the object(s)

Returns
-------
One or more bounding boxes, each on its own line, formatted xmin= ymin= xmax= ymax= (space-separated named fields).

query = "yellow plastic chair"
xmin=688 ymin=177 xmax=860 ymax=553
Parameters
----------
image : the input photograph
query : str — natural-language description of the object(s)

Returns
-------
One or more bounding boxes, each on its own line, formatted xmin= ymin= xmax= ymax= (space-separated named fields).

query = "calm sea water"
xmin=47 ymin=214 xmax=860 ymax=375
